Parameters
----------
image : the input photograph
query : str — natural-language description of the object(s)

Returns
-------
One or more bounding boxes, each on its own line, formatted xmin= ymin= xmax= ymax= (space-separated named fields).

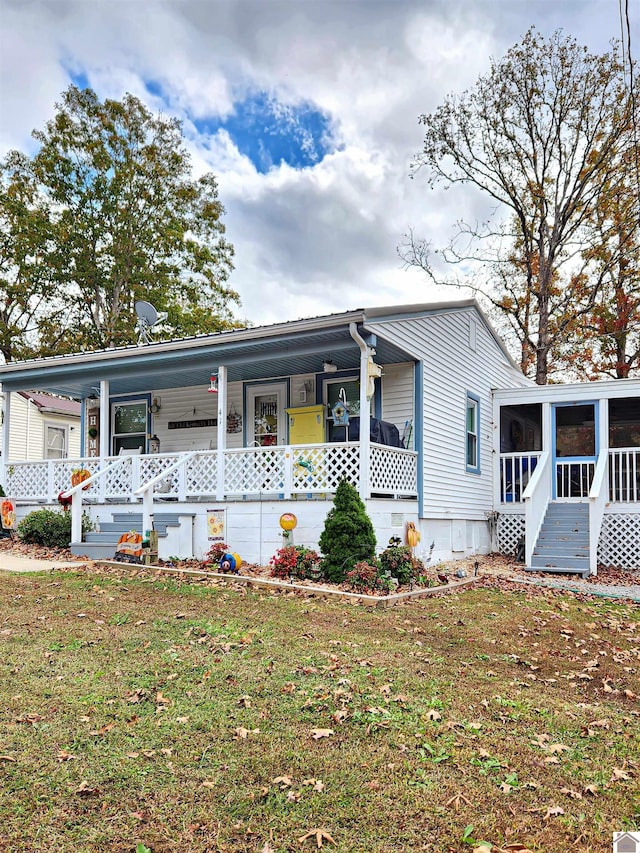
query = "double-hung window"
xmin=466 ymin=393 xmax=480 ymax=474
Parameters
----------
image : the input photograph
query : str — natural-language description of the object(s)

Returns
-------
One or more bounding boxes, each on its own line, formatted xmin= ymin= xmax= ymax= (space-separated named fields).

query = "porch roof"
xmin=0 ymin=306 xmax=417 ymax=399
xmin=494 ymin=377 xmax=640 ymax=405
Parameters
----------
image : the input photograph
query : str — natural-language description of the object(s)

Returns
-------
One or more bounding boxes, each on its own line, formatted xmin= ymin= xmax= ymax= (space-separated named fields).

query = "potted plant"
xmin=71 ymin=467 xmax=92 ymax=490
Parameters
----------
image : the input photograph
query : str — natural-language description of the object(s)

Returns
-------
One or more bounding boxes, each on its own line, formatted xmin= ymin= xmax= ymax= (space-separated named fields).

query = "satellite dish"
xmin=135 ymin=300 xmax=168 ymax=345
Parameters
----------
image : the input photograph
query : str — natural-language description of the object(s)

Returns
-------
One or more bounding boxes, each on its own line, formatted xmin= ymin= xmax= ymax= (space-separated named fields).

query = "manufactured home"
xmin=0 ymin=300 xmax=638 ymax=574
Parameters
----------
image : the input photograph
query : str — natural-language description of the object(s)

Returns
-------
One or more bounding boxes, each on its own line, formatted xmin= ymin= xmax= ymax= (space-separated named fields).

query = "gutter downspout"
xmin=349 ymin=322 xmax=371 ymax=502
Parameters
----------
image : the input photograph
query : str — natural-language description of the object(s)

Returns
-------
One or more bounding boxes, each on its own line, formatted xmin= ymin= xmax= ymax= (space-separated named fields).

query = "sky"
xmin=0 ymin=0 xmax=636 ymax=327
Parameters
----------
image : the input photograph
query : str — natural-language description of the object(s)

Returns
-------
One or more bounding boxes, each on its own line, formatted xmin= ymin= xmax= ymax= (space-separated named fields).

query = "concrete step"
xmin=71 ymin=511 xmax=195 ymax=559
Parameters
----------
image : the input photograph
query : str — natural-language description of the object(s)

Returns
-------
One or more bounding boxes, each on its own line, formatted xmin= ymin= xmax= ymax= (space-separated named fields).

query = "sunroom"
xmin=494 ymin=380 xmax=640 ymax=574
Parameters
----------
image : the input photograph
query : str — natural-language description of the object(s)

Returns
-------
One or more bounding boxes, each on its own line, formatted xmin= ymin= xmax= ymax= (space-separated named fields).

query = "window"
xmin=111 ymin=401 xmax=148 ymax=455
xmin=466 ymin=393 xmax=480 ymax=474
xmin=46 ymin=424 xmax=68 ymax=459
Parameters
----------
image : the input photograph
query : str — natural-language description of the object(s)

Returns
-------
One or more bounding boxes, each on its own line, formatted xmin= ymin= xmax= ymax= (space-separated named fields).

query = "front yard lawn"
xmin=0 ymin=567 xmax=637 ymax=852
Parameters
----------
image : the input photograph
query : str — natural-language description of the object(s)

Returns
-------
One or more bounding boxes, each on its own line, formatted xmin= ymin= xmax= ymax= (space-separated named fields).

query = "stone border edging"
xmin=93 ymin=561 xmax=479 ymax=607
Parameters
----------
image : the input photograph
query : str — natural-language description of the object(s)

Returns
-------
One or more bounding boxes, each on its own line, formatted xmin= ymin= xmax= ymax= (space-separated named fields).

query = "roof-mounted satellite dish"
xmin=135 ymin=300 xmax=168 ymax=345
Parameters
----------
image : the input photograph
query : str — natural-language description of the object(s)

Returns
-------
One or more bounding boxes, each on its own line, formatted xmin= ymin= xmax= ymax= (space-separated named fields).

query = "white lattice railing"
xmin=609 ymin=448 xmax=640 ymax=503
xmin=499 ymin=453 xmax=541 ymax=503
xmin=3 ymin=442 xmax=418 ymax=503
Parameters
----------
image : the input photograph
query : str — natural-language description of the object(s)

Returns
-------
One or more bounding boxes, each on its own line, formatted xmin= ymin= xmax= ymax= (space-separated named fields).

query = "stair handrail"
xmin=63 ymin=456 xmax=135 ymax=544
xmin=588 ymin=451 xmax=608 ymax=576
xmin=522 ymin=450 xmax=550 ymax=567
xmin=134 ymin=451 xmax=200 ymax=536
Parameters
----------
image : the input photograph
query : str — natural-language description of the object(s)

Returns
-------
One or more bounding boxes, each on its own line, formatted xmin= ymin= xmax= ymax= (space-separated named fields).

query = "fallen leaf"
xmin=0 ymin=755 xmax=17 ymax=762
xmin=75 ymin=780 xmax=99 ymax=796
xmin=499 ymin=781 xmax=515 ymax=793
xmin=56 ymin=750 xmax=76 ymax=762
xmin=298 ymin=828 xmax=337 ymax=848
xmin=445 ymin=792 xmax=473 ymax=811
xmin=272 ymin=775 xmax=293 ymax=788
xmin=472 ymin=845 xmax=492 ymax=853
xmin=155 ymin=691 xmax=171 ymax=706
xmin=233 ymin=727 xmax=260 ymax=739
xmin=543 ymin=806 xmax=564 ymax=820
xmin=425 ymin=709 xmax=442 ymax=722
xmin=238 ymin=695 xmax=252 ymax=708
xmin=302 ymin=778 xmax=325 ymax=792
xmin=548 ymin=743 xmax=570 ymax=754
xmin=610 ymin=767 xmax=631 ymax=782
xmin=201 ymin=780 xmax=216 ymax=789
xmin=583 ymin=784 xmax=599 ymax=795
xmin=559 ymin=787 xmax=582 ymax=799
xmin=310 ymin=728 xmax=334 ymax=739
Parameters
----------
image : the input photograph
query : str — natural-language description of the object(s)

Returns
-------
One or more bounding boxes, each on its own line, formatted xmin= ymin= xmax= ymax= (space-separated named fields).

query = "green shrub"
xmin=17 ymin=509 xmax=92 ymax=548
xmin=345 ymin=560 xmax=380 ymax=592
xmin=269 ymin=545 xmax=322 ymax=580
xmin=319 ymin=479 xmax=376 ymax=583
xmin=0 ymin=484 xmax=5 ymax=497
xmin=379 ymin=545 xmax=417 ymax=585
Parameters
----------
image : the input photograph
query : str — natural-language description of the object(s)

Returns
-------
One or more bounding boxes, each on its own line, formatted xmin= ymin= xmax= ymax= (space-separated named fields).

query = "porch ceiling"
xmin=0 ymin=326 xmax=414 ymax=399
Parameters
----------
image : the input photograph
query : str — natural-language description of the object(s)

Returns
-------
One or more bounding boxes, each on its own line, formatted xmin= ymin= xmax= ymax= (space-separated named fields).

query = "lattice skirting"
xmin=497 ymin=513 xmax=525 ymax=556
xmin=598 ymin=515 xmax=640 ymax=569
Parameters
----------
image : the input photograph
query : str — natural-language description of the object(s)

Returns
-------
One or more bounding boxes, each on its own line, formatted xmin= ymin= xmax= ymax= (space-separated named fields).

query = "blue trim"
xmin=551 ymin=401 xmax=598 ymax=499
xmin=415 ymin=361 xmax=424 ymax=518
xmin=465 ymin=391 xmax=481 ymax=475
xmin=243 ymin=379 xmax=290 ymax=445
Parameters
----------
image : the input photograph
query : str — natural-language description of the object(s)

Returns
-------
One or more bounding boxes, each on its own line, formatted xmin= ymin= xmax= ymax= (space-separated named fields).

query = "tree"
xmin=1 ymin=85 xmax=239 ymax=358
xmin=318 ymin=479 xmax=377 ymax=583
xmin=0 ymin=152 xmax=67 ymax=362
xmin=563 ymin=139 xmax=640 ymax=379
xmin=402 ymin=28 xmax=633 ymax=384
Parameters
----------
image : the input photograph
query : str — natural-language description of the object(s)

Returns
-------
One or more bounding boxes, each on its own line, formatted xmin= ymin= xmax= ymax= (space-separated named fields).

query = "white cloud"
xmin=1 ymin=0 xmax=634 ymax=325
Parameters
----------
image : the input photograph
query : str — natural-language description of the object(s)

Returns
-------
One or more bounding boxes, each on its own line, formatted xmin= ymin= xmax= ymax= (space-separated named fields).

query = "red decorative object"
xmin=57 ymin=491 xmax=72 ymax=510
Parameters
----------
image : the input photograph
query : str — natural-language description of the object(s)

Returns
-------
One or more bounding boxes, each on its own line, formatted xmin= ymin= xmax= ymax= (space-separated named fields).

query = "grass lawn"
xmin=0 ymin=567 xmax=638 ymax=853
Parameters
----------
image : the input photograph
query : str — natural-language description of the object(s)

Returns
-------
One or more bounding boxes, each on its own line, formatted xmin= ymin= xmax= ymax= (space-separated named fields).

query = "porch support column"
xmin=99 ymin=380 xmax=110 ymax=460
xmin=99 ymin=380 xmax=109 ymax=503
xmin=1 ymin=388 xmax=11 ymax=470
xmin=216 ymin=365 xmax=227 ymax=501
xmin=598 ymin=398 xmax=608 ymax=458
xmin=350 ymin=323 xmax=370 ymax=502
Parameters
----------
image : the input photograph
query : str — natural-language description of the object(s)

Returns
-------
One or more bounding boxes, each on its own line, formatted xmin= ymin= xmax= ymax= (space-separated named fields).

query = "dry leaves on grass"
xmin=298 ymin=828 xmax=337 ymax=848
xmin=310 ymin=728 xmax=334 ymax=739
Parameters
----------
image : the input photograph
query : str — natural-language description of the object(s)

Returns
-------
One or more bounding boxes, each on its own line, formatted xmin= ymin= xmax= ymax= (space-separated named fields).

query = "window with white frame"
xmin=466 ymin=393 xmax=480 ymax=474
xmin=45 ymin=424 xmax=68 ymax=459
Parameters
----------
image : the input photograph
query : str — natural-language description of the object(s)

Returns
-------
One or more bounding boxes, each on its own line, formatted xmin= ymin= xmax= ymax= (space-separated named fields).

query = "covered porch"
xmin=0 ymin=313 xmax=419 ymax=560
xmin=494 ymin=381 xmax=640 ymax=574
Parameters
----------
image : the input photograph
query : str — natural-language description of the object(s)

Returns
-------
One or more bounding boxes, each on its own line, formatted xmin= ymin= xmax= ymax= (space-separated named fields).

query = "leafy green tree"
xmin=1 ymin=85 xmax=239 ymax=357
xmin=402 ymin=28 xmax=632 ymax=384
xmin=0 ymin=152 xmax=68 ymax=362
xmin=319 ymin=479 xmax=377 ymax=583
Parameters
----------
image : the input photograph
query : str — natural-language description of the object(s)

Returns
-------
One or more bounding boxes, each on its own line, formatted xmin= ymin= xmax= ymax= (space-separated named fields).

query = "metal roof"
xmin=0 ymin=299 xmax=510 ymax=398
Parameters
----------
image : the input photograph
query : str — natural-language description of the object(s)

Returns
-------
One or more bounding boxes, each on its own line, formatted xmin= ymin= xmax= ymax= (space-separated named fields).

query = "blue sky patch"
xmin=187 ymin=91 xmax=335 ymax=173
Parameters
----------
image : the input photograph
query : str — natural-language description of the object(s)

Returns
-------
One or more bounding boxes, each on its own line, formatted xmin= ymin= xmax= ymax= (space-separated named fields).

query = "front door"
xmin=246 ymin=382 xmax=288 ymax=447
xmin=552 ymin=402 xmax=598 ymax=499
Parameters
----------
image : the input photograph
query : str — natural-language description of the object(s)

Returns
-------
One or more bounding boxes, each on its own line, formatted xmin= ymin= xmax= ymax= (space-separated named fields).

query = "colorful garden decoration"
xmin=279 ymin=512 xmax=297 ymax=543
xmin=1 ymin=499 xmax=16 ymax=530
xmin=71 ymin=468 xmax=91 ymax=490
xmin=406 ymin=521 xmax=420 ymax=549
xmin=219 ymin=552 xmax=242 ymax=574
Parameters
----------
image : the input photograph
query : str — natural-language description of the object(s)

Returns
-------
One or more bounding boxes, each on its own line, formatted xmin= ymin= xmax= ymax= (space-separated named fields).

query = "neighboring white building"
xmin=0 ymin=389 xmax=80 ymax=462
xmin=0 ymin=300 xmax=638 ymax=574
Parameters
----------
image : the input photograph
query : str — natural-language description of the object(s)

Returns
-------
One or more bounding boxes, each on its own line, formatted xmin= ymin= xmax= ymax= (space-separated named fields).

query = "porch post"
xmin=99 ymin=379 xmax=109 ymax=502
xmin=358 ymin=345 xmax=370 ymax=502
xmin=216 ymin=365 xmax=227 ymax=501
xmin=598 ymin=398 xmax=608 ymax=457
xmin=1 ymin=388 xmax=10 ymax=468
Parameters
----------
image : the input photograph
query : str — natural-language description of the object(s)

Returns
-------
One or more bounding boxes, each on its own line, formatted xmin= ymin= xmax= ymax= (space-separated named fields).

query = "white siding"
xmin=380 ymin=362 xmax=414 ymax=447
xmin=6 ymin=394 xmax=80 ymax=461
xmin=367 ymin=307 xmax=529 ymax=521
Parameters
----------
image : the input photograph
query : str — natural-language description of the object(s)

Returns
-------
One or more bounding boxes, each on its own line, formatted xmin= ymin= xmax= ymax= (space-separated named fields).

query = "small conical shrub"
xmin=319 ymin=479 xmax=377 ymax=583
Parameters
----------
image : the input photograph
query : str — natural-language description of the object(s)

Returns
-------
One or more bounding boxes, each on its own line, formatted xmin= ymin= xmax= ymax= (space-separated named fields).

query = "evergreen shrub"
xmin=318 ymin=479 xmax=376 ymax=583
